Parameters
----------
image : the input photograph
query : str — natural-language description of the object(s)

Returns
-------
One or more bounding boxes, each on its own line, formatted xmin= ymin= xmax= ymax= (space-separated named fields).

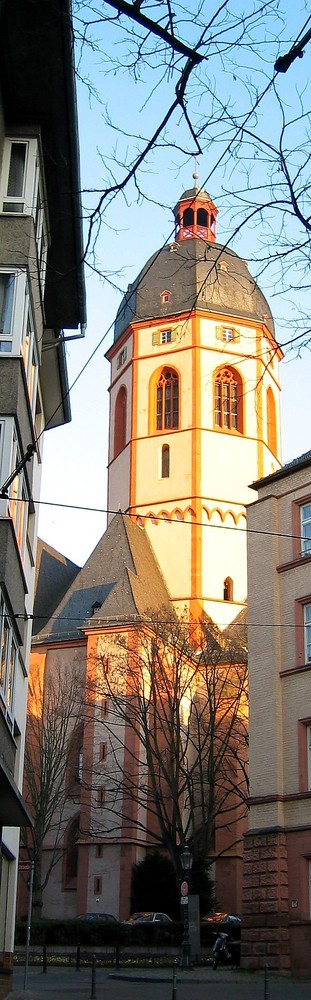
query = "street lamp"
xmin=180 ymin=844 xmax=193 ymax=970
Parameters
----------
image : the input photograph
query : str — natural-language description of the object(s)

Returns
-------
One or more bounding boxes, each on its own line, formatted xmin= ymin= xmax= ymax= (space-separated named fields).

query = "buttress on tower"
xmin=106 ymin=183 xmax=282 ymax=628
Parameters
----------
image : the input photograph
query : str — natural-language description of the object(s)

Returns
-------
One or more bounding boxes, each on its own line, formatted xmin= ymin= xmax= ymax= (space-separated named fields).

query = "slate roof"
xmin=33 ymin=540 xmax=80 ymax=635
xmin=32 ymin=513 xmax=172 ymax=645
xmin=174 ymin=186 xmax=213 ymax=207
xmin=251 ymin=448 xmax=311 ymax=491
xmin=114 ymin=234 xmax=274 ymax=343
xmin=222 ymin=605 xmax=248 ymax=660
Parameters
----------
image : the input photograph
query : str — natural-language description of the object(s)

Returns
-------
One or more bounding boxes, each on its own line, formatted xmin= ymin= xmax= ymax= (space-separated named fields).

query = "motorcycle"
xmin=212 ymin=932 xmax=240 ymax=969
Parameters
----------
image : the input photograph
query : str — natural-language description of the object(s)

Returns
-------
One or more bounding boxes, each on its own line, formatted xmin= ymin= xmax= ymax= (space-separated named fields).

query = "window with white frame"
xmin=301 ymin=504 xmax=311 ymax=557
xmin=161 ymin=330 xmax=172 ymax=344
xmin=304 ymin=604 xmax=311 ymax=664
xmin=21 ymin=292 xmax=38 ymax=410
xmin=1 ymin=137 xmax=49 ymax=291
xmin=7 ymin=427 xmax=29 ymax=557
xmin=0 ymin=273 xmax=15 ymax=349
xmin=0 ymin=270 xmax=39 ymax=405
xmin=2 ymin=137 xmax=39 ymax=215
xmin=0 ymin=421 xmax=30 ymax=560
xmin=0 ymin=589 xmax=18 ymax=726
xmin=223 ymin=327 xmax=234 ymax=342
xmin=152 ymin=328 xmax=177 ymax=347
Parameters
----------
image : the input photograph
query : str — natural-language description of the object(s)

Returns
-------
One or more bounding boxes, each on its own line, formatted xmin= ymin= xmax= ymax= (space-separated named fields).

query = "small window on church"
xmin=161 ymin=444 xmax=170 ymax=478
xmin=161 ymin=330 xmax=172 ymax=344
xmin=215 ymin=325 xmax=240 ymax=344
xmin=224 ymin=577 xmax=233 ymax=601
xmin=116 ymin=346 xmax=127 ymax=370
xmin=161 ymin=290 xmax=171 ymax=304
xmin=114 ymin=385 xmax=127 ymax=457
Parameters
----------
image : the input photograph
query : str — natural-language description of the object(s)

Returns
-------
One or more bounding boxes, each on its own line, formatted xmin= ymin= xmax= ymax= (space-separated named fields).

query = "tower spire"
xmin=193 ymin=155 xmax=199 ymax=191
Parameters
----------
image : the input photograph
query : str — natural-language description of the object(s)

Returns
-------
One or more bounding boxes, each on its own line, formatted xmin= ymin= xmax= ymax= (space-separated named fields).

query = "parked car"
xmin=77 ymin=912 xmax=118 ymax=922
xmin=124 ymin=911 xmax=173 ymax=925
xmin=123 ymin=911 xmax=175 ymax=944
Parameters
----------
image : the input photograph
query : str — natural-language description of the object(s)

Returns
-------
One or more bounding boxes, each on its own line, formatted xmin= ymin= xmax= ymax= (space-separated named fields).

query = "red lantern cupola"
xmin=173 ymin=172 xmax=218 ymax=244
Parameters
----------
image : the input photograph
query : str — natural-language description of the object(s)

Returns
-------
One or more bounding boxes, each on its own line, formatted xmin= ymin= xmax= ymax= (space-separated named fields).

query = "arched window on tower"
xmin=114 ymin=385 xmax=127 ymax=457
xmin=224 ymin=576 xmax=233 ymax=602
xmin=64 ymin=814 xmax=80 ymax=886
xmin=197 ymin=207 xmax=208 ymax=227
xmin=183 ymin=206 xmax=194 ymax=227
xmin=214 ymin=366 xmax=243 ymax=432
xmin=156 ymin=368 xmax=179 ymax=431
xmin=267 ymin=386 xmax=277 ymax=456
xmin=161 ymin=444 xmax=170 ymax=478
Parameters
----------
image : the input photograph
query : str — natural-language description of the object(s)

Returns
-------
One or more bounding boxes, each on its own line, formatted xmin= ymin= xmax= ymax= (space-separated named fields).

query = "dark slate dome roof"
xmin=114 ymin=237 xmax=274 ymax=342
xmin=174 ymin=186 xmax=213 ymax=206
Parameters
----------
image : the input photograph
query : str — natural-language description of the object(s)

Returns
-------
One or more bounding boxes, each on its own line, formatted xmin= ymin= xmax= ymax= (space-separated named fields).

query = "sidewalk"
xmin=7 ymin=963 xmax=311 ymax=1000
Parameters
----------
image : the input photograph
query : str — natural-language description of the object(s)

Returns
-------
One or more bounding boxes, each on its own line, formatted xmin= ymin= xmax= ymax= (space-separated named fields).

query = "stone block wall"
xmin=241 ymin=829 xmax=290 ymax=973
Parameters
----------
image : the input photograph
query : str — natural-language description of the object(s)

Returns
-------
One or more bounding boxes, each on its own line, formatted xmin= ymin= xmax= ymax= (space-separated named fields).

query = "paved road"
xmin=7 ymin=965 xmax=311 ymax=1000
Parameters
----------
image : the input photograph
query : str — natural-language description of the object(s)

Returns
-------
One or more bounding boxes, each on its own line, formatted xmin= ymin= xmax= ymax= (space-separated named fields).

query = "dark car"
xmin=77 ymin=912 xmax=118 ymax=922
xmin=123 ymin=911 xmax=174 ymax=943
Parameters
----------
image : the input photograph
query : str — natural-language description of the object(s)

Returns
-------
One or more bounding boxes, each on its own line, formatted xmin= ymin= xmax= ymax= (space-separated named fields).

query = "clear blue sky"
xmin=38 ymin=0 xmax=311 ymax=566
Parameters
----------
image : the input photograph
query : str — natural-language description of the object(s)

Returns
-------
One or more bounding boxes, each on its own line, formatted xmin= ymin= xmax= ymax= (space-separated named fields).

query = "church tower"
xmin=106 ymin=180 xmax=282 ymax=627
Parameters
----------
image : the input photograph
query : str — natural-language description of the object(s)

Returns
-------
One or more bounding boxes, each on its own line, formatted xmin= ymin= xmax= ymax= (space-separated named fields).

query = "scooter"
xmin=212 ymin=932 xmax=237 ymax=969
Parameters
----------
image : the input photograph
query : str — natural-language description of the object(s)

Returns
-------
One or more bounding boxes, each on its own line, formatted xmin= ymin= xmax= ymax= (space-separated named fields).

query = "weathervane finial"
xmin=193 ymin=155 xmax=199 ymax=190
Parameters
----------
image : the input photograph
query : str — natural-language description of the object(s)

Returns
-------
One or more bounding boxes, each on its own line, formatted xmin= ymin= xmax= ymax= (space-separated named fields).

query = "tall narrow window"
xmin=301 ymin=504 xmax=311 ymax=557
xmin=4 ymin=142 xmax=27 ymax=212
xmin=197 ymin=208 xmax=208 ymax=227
xmin=183 ymin=207 xmax=194 ymax=227
xmin=214 ymin=367 xmax=242 ymax=432
xmin=0 ymin=274 xmax=15 ymax=347
xmin=97 ymin=787 xmax=105 ymax=806
xmin=64 ymin=815 xmax=79 ymax=885
xmin=304 ymin=603 xmax=311 ymax=663
xmin=156 ymin=368 xmax=179 ymax=431
xmin=267 ymin=386 xmax=277 ymax=455
xmin=113 ymin=385 xmax=127 ymax=457
xmin=223 ymin=577 xmax=233 ymax=601
xmin=161 ymin=444 xmax=170 ymax=478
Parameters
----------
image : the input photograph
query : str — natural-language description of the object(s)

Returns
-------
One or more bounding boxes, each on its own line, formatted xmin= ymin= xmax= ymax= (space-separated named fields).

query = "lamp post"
xmin=180 ymin=844 xmax=193 ymax=970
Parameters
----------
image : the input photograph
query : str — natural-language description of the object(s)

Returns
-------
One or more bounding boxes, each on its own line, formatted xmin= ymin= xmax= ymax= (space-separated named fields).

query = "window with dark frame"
xmin=156 ymin=368 xmax=179 ymax=431
xmin=215 ymin=367 xmax=242 ymax=432
xmin=161 ymin=444 xmax=170 ymax=478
